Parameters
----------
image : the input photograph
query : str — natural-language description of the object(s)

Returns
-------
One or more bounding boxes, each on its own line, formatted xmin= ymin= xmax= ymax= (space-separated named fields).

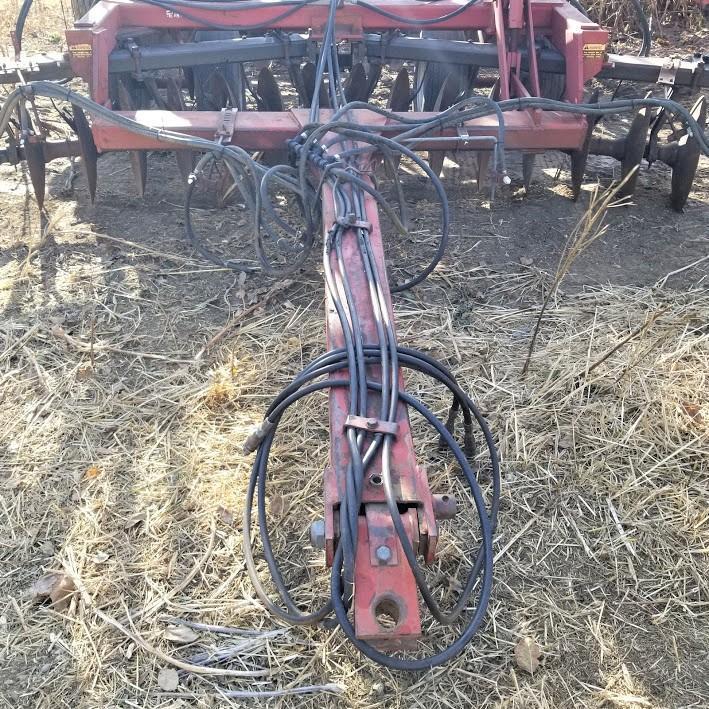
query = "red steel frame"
xmin=66 ymin=0 xmax=608 ymax=108
xmin=321 ymin=181 xmax=435 ymax=645
xmin=62 ymin=0 xmax=608 ymax=646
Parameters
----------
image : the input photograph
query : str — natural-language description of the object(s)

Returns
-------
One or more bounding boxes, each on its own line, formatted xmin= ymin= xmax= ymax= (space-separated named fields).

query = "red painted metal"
xmin=493 ymin=0 xmax=511 ymax=100
xmin=320 ymin=172 xmax=438 ymax=648
xmin=550 ymin=2 xmax=607 ymax=102
xmin=67 ymin=0 xmax=608 ymax=106
xmin=525 ymin=0 xmax=542 ymax=97
xmin=91 ymin=108 xmax=589 ymax=152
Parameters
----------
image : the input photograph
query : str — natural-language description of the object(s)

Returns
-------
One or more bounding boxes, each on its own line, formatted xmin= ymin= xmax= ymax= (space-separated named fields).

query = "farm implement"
xmin=1 ymin=0 xmax=707 ymax=669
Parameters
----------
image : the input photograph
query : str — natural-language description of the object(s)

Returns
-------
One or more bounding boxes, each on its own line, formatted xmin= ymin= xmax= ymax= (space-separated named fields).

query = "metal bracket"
xmin=336 ymin=213 xmax=372 ymax=231
xmin=128 ymin=41 xmax=144 ymax=80
xmin=216 ymin=108 xmax=237 ymax=143
xmin=658 ymin=58 xmax=680 ymax=87
xmin=345 ymin=415 xmax=398 ymax=436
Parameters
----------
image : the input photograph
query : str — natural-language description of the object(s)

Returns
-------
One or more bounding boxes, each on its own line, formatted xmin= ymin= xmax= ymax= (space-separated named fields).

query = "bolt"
xmin=366 ymin=418 xmax=378 ymax=430
xmin=309 ymin=519 xmax=326 ymax=550
xmin=375 ymin=545 xmax=392 ymax=564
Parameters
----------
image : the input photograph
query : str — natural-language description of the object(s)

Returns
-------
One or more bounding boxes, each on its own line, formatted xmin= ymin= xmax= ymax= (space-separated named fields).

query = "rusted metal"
xmin=72 ymin=106 xmax=99 ymax=203
xmin=24 ymin=137 xmax=47 ymax=210
xmin=587 ymin=106 xmax=652 ymax=198
xmin=117 ymin=79 xmax=148 ymax=197
xmin=321 ymin=173 xmax=441 ymax=647
xmin=432 ymin=493 xmax=457 ymax=521
xmin=661 ymin=95 xmax=707 ymax=211
xmin=345 ymin=415 xmax=399 ymax=436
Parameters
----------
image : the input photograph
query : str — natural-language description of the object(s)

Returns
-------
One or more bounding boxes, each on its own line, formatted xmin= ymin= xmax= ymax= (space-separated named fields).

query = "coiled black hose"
xmin=243 ymin=346 xmax=500 ymax=669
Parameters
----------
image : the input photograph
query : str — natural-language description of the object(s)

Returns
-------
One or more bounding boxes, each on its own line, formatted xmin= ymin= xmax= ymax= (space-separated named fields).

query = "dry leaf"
xmin=124 ymin=511 xmax=147 ymax=530
xmin=163 ymin=625 xmax=199 ymax=644
xmin=514 ymin=636 xmax=542 ymax=674
xmin=682 ymin=402 xmax=703 ymax=422
xmin=157 ymin=667 xmax=179 ymax=691
xmin=84 ymin=465 xmax=101 ymax=480
xmin=217 ymin=506 xmax=234 ymax=526
xmin=270 ymin=493 xmax=285 ymax=517
xmin=31 ymin=572 xmax=76 ymax=611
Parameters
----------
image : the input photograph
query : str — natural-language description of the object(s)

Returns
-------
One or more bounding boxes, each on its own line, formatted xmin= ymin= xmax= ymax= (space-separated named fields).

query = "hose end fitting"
xmin=243 ymin=418 xmax=276 ymax=455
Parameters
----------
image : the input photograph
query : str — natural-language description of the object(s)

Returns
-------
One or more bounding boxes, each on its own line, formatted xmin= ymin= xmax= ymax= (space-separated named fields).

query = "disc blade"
xmin=670 ymin=95 xmax=706 ymax=212
xmin=25 ymin=140 xmax=46 ymax=211
xmin=256 ymin=68 xmax=289 ymax=165
xmin=256 ymin=67 xmax=284 ymax=111
xmin=388 ymin=68 xmax=411 ymax=112
xmin=345 ymin=63 xmax=368 ymax=103
xmin=522 ymin=154 xmax=536 ymax=192
xmin=476 ymin=151 xmax=490 ymax=192
xmin=288 ymin=62 xmax=310 ymax=106
xmin=165 ymin=77 xmax=194 ymax=183
xmin=117 ymin=79 xmax=148 ymax=197
xmin=569 ymin=89 xmax=599 ymax=201
xmin=71 ymin=106 xmax=99 ymax=203
xmin=301 ymin=62 xmax=329 ymax=109
xmin=433 ymin=74 xmax=458 ymax=112
xmin=428 ymin=151 xmax=445 ymax=179
xmin=364 ymin=62 xmax=382 ymax=101
xmin=619 ymin=106 xmax=651 ymax=198
xmin=428 ymin=75 xmax=456 ymax=177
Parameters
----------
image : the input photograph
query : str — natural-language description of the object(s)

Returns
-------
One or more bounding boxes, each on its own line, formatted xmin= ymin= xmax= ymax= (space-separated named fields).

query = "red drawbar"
xmin=320 ymin=176 xmax=438 ymax=648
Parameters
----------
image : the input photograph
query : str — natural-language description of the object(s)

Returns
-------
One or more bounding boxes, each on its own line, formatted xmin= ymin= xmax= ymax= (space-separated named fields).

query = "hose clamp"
xmin=336 ymin=213 xmax=371 ymax=231
xmin=345 ymin=415 xmax=398 ymax=436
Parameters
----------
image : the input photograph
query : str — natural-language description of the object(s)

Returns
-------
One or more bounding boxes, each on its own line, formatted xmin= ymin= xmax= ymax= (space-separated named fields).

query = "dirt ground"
xmin=1 ymin=4 xmax=709 ymax=709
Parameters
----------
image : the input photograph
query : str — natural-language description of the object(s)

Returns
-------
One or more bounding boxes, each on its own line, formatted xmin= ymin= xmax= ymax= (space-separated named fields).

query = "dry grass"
xmin=1 ymin=209 xmax=708 ymax=706
xmin=2 ymin=0 xmax=709 ymax=706
xmin=585 ymin=0 xmax=698 ymax=29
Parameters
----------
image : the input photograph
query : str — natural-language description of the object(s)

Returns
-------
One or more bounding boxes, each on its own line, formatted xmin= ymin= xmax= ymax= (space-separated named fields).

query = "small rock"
xmin=157 ymin=667 xmax=179 ymax=691
xmin=519 ymin=256 xmax=534 ymax=266
xmin=38 ymin=540 xmax=55 ymax=556
xmin=163 ymin=625 xmax=199 ymax=644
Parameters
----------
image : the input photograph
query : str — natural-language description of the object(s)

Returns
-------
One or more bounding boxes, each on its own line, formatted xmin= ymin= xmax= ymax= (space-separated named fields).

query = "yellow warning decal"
xmin=583 ymin=43 xmax=605 ymax=59
xmin=69 ymin=43 xmax=92 ymax=58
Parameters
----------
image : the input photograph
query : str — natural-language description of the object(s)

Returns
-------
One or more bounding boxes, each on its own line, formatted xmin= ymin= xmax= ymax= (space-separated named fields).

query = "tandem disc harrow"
xmin=2 ymin=0 xmax=708 ymax=670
